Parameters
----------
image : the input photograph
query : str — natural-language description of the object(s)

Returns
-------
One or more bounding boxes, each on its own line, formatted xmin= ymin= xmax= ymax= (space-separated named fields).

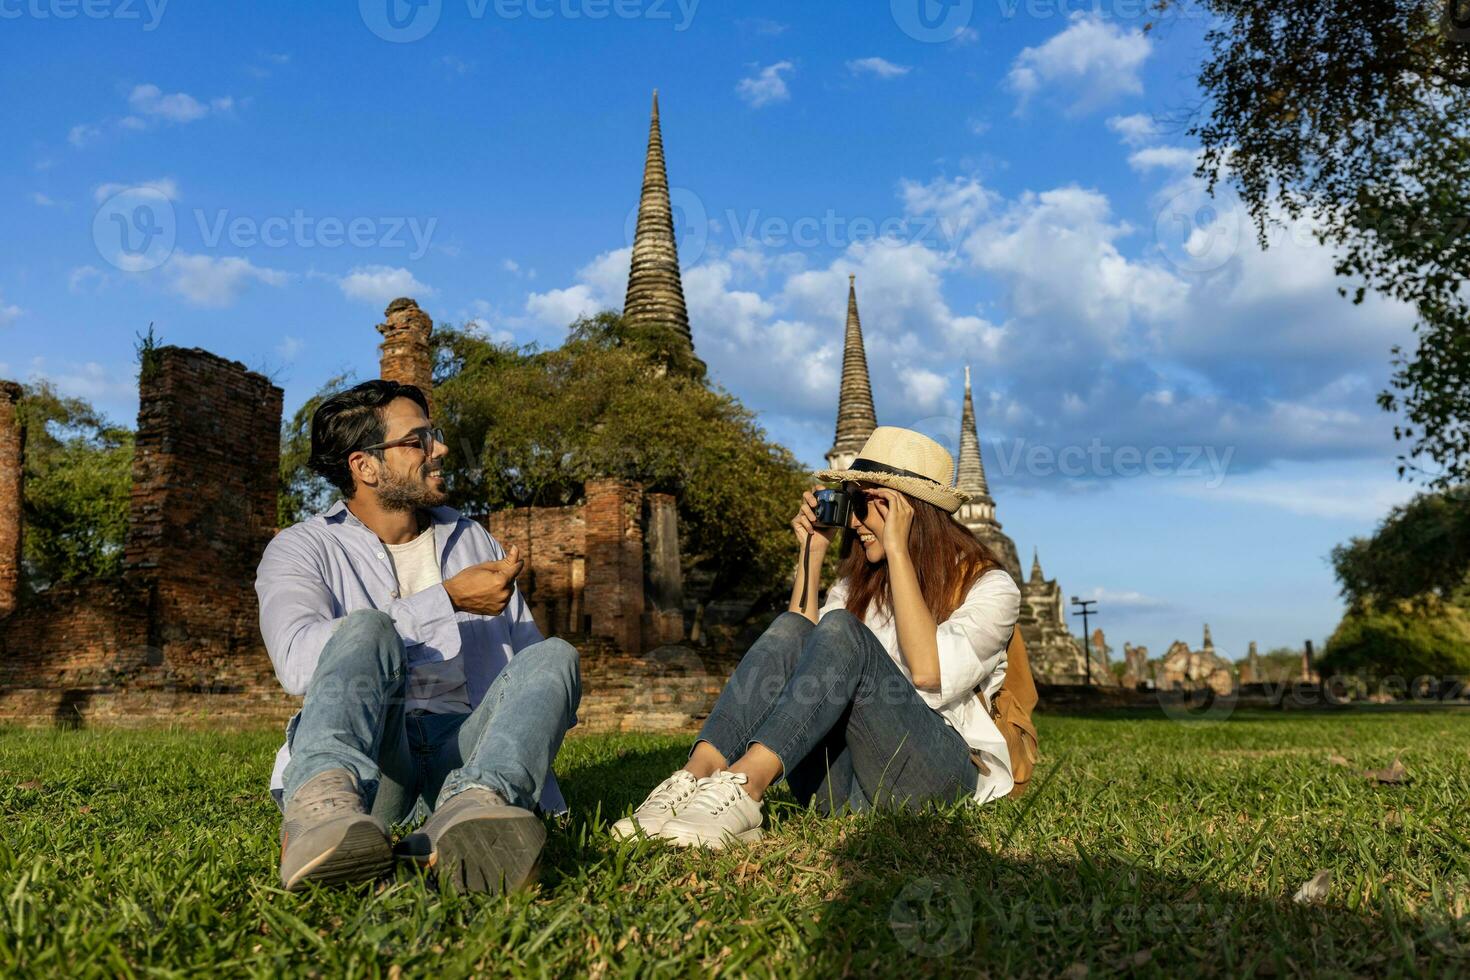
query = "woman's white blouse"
xmin=818 ymin=567 xmax=1022 ymax=802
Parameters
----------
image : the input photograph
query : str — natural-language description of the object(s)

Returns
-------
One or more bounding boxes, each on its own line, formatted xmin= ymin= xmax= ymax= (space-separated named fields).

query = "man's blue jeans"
xmin=280 ymin=609 xmax=580 ymax=820
xmin=697 ymin=610 xmax=978 ymax=813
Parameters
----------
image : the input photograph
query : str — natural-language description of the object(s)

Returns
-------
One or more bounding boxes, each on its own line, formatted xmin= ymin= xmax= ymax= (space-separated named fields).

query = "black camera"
xmin=812 ymin=487 xmax=860 ymax=527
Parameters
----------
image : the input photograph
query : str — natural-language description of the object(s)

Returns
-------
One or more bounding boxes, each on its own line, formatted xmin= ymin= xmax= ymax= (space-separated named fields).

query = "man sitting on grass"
xmin=255 ymin=380 xmax=580 ymax=894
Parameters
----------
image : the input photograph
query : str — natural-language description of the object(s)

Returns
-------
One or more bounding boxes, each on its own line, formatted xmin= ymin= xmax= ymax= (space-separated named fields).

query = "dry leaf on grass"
xmin=1293 ymin=869 xmax=1331 ymax=904
xmin=17 ymin=780 xmax=42 ymax=791
xmin=1326 ymin=753 xmax=1350 ymax=767
xmin=1363 ymin=758 xmax=1408 ymax=785
xmin=1061 ymin=962 xmax=1089 ymax=979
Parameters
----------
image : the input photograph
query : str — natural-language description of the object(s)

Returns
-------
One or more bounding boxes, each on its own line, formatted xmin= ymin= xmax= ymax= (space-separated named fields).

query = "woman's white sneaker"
xmin=610 ymin=769 xmax=701 ymax=839
xmin=657 ymin=771 xmax=764 ymax=849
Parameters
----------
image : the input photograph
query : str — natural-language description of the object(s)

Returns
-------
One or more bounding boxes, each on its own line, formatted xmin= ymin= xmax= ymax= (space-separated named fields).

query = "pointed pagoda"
xmin=825 ymin=275 xmax=878 ymax=470
xmin=956 ymin=365 xmax=1022 ymax=580
xmin=623 ymin=90 xmax=696 ymax=364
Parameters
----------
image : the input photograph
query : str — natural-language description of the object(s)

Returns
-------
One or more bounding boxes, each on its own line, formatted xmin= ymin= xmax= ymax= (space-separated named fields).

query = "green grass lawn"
xmin=2 ymin=710 xmax=1469 ymax=978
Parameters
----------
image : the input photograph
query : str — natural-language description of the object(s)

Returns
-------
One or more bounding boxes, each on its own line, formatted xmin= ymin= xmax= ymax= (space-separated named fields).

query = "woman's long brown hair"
xmin=837 ymin=492 xmax=1002 ymax=624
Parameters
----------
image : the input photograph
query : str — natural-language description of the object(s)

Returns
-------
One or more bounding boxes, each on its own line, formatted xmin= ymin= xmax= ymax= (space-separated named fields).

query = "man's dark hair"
xmin=308 ymin=380 xmax=430 ymax=497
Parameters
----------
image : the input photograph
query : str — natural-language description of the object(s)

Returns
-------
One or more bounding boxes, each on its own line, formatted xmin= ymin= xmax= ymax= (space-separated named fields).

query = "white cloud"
xmin=1107 ymin=113 xmax=1160 ymax=146
xmin=93 ymin=177 xmax=180 ymax=203
xmin=68 ymin=124 xmax=102 ymax=148
xmin=848 ymin=57 xmax=910 ymax=79
xmin=1127 ymin=146 xmax=1198 ymax=172
xmin=737 ymin=61 xmax=795 ymax=108
xmin=276 ymin=336 xmax=304 ymax=361
xmin=127 ymin=84 xmax=232 ymax=124
xmin=163 ymin=252 xmax=289 ymax=307
xmin=339 ymin=265 xmax=435 ymax=306
xmin=1006 ymin=13 xmax=1151 ymax=115
xmin=68 ymin=266 xmax=108 ymax=293
xmin=24 ymin=357 xmax=137 ymax=407
xmin=0 ymin=293 xmax=22 ymax=328
xmin=1082 ymin=586 xmax=1168 ymax=610
xmin=525 ymin=248 xmax=630 ymax=327
xmin=30 ymin=192 xmax=58 ymax=207
xmin=1169 ymin=463 xmax=1417 ymax=521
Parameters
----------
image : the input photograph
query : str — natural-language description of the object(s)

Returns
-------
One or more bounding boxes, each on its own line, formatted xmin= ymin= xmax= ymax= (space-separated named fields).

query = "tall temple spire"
xmin=955 ymin=365 xmax=999 ymax=532
xmin=825 ymin=274 xmax=877 ymax=470
xmin=623 ymin=89 xmax=694 ymax=356
xmin=1030 ymin=547 xmax=1044 ymax=584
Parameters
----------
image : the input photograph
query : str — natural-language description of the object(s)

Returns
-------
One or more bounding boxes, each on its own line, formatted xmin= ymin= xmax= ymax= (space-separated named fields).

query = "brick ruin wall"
xmin=0 ymin=330 xmax=718 ymax=732
xmin=125 ymin=347 xmax=284 ymax=688
xmin=0 ymin=381 xmax=23 ymax=620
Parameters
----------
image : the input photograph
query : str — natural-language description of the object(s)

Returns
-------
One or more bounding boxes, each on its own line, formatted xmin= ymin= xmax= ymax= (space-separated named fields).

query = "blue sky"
xmin=3 ymin=0 xmax=1420 ymax=660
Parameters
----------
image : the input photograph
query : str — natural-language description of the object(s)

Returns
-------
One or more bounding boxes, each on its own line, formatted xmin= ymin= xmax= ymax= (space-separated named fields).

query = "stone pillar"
xmin=125 ymin=347 xmax=283 ymax=680
xmin=643 ymin=492 xmax=684 ymax=645
xmin=1244 ymin=640 xmax=1261 ymax=684
xmin=0 ymin=381 xmax=24 ymax=619
xmin=584 ymin=479 xmax=644 ymax=654
xmin=377 ymin=297 xmax=434 ymax=414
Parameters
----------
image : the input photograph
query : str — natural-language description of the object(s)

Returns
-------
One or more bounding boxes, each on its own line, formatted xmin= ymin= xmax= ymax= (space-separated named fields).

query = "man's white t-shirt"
xmin=386 ymin=525 xmax=472 ymax=714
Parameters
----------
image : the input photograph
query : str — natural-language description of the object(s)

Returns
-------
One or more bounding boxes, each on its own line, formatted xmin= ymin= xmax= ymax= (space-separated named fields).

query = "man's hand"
xmin=443 ymin=545 xmax=525 ymax=617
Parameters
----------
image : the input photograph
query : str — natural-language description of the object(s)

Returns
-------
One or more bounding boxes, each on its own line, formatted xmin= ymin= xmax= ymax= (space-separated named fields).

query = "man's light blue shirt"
xmin=255 ymin=498 xmax=568 ymax=812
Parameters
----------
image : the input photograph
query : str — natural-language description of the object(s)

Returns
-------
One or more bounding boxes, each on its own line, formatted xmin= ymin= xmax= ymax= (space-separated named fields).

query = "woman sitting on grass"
xmin=613 ymin=427 xmax=1022 ymax=848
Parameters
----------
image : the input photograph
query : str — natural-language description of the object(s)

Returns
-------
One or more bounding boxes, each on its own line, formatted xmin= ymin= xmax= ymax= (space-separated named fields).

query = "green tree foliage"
xmin=1322 ymin=597 xmax=1470 ymax=679
xmin=431 ymin=312 xmax=809 ymax=608
xmin=1329 ymin=488 xmax=1470 ymax=605
xmin=1323 ymin=485 xmax=1470 ymax=677
xmin=278 ymin=373 xmax=355 ymax=527
xmin=1189 ymin=0 xmax=1470 ymax=484
xmin=15 ymin=382 xmax=134 ymax=591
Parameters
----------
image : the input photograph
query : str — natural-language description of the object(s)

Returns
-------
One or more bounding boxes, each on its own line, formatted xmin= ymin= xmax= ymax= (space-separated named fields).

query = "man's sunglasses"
xmin=359 ymin=427 xmax=444 ymax=456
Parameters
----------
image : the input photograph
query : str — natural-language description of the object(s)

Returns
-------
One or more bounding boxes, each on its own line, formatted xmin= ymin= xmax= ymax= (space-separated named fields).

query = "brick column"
xmin=377 ymin=297 xmax=434 ymax=414
xmin=584 ymin=479 xmax=644 ymax=654
xmin=0 ymin=381 xmax=24 ymax=619
xmin=643 ymin=492 xmax=683 ymax=645
xmin=125 ymin=348 xmax=283 ymax=680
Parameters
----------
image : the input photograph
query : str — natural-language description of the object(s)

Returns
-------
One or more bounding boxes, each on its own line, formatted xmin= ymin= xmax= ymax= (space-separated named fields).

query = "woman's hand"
xmin=868 ymin=488 xmax=914 ymax=559
xmin=793 ymin=486 xmax=840 ymax=554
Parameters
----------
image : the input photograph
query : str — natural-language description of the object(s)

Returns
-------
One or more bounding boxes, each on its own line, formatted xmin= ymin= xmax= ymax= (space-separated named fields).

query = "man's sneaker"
xmin=610 ymin=769 xmax=701 ymax=840
xmin=656 ymin=771 xmax=764 ymax=849
xmin=279 ymin=768 xmax=393 ymax=891
xmin=397 ymin=787 xmax=545 ymax=895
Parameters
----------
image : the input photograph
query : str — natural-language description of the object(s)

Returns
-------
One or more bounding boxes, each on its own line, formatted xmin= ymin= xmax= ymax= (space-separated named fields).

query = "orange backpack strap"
xmin=973 ymin=627 xmax=1041 ymax=798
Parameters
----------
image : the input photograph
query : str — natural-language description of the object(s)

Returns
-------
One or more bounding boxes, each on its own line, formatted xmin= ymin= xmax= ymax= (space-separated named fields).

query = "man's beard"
xmin=376 ymin=463 xmax=447 ymax=512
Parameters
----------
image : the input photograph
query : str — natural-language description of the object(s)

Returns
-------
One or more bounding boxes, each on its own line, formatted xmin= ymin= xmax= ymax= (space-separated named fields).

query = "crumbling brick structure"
xmin=0 ymin=381 xmax=24 ymax=620
xmin=378 ymin=298 xmax=434 ymax=413
xmin=0 ymin=349 xmax=286 ymax=713
xmin=125 ymin=347 xmax=284 ymax=686
xmin=487 ymin=481 xmax=686 ymax=655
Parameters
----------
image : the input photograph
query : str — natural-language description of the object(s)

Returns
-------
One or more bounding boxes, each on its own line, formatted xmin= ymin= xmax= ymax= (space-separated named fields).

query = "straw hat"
xmin=814 ymin=426 xmax=969 ymax=513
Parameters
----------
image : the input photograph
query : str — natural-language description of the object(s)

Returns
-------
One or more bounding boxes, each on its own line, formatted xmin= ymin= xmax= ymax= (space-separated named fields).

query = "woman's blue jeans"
xmin=696 ymin=610 xmax=979 ymax=813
